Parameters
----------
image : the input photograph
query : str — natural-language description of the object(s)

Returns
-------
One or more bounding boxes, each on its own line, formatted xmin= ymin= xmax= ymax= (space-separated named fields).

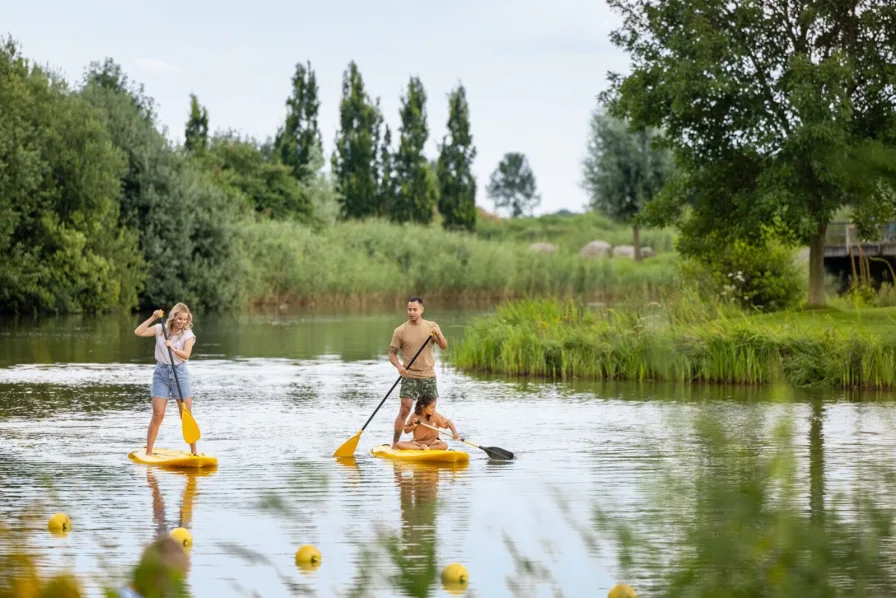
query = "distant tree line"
xmin=0 ymin=36 xmax=543 ymax=314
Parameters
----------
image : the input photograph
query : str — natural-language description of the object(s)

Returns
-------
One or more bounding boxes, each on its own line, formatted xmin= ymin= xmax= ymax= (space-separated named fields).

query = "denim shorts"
xmin=151 ymin=363 xmax=192 ymax=400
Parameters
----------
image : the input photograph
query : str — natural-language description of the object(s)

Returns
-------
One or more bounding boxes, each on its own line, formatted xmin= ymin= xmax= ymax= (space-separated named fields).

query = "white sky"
xmin=2 ymin=0 xmax=632 ymax=215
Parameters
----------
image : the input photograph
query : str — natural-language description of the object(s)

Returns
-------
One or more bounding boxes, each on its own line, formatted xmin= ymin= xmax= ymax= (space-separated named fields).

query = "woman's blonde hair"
xmin=165 ymin=302 xmax=193 ymax=338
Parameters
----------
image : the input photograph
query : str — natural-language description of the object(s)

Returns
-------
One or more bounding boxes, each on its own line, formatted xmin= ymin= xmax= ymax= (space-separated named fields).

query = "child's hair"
xmin=166 ymin=302 xmax=193 ymax=338
xmin=132 ymin=536 xmax=190 ymax=596
xmin=414 ymin=394 xmax=436 ymax=415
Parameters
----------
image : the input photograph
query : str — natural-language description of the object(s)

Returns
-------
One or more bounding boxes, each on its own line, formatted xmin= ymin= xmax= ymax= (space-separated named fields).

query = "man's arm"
xmin=431 ymin=323 xmax=448 ymax=350
xmin=389 ymin=346 xmax=408 ymax=377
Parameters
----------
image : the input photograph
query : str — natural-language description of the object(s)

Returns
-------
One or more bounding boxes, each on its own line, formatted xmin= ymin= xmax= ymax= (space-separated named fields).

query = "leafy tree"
xmin=581 ymin=106 xmax=673 ymax=261
xmin=437 ymin=84 xmax=477 ymax=231
xmin=274 ymin=61 xmax=322 ymax=182
xmin=184 ymin=93 xmax=209 ymax=154
xmin=331 ymin=61 xmax=380 ymax=220
xmin=602 ymin=0 xmax=896 ymax=306
xmin=393 ymin=76 xmax=438 ymax=224
xmin=486 ymin=152 xmax=540 ymax=218
xmin=0 ymin=39 xmax=144 ymax=313
xmin=81 ymin=59 xmax=245 ymax=311
xmin=377 ymin=124 xmax=398 ymax=218
xmin=201 ymin=131 xmax=311 ymax=221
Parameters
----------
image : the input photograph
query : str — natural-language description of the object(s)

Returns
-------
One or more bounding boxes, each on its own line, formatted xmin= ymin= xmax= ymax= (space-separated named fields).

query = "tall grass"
xmin=238 ymin=218 xmax=678 ymax=306
xmin=451 ymin=296 xmax=896 ymax=389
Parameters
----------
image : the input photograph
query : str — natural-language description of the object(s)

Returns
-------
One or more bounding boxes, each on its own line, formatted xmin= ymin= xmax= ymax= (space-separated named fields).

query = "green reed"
xmin=451 ymin=296 xmax=896 ymax=389
xmin=237 ymin=218 xmax=678 ymax=306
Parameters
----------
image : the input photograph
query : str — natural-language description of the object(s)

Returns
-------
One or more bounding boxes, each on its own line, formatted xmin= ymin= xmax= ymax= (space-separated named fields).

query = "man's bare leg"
xmin=392 ymin=397 xmax=413 ymax=449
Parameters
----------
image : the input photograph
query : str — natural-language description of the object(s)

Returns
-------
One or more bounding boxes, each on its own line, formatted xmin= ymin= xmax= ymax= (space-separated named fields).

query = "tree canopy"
xmin=602 ymin=0 xmax=896 ymax=305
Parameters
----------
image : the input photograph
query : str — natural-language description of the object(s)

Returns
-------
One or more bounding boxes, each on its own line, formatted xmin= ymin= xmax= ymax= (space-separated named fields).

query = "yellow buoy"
xmin=441 ymin=563 xmax=468 ymax=584
xmin=170 ymin=527 xmax=192 ymax=550
xmin=295 ymin=544 xmax=321 ymax=565
xmin=608 ymin=583 xmax=636 ymax=598
xmin=47 ymin=513 xmax=72 ymax=535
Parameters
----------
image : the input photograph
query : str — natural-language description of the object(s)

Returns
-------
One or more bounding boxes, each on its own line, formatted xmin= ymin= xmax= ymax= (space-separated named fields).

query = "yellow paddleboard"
xmin=128 ymin=448 xmax=218 ymax=469
xmin=371 ymin=444 xmax=469 ymax=464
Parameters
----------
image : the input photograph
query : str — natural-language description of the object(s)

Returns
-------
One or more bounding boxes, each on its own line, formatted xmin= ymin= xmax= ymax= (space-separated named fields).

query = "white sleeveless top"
xmin=154 ymin=324 xmax=196 ymax=365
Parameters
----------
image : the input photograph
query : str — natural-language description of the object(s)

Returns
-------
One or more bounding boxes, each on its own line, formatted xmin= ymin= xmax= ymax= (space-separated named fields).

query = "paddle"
xmin=333 ymin=333 xmax=433 ymax=458
xmin=160 ymin=317 xmax=201 ymax=445
xmin=417 ymin=421 xmax=515 ymax=460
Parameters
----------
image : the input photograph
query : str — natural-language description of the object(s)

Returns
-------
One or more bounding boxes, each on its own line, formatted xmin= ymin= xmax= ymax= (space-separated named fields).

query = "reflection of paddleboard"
xmin=128 ymin=448 xmax=218 ymax=469
xmin=371 ymin=444 xmax=469 ymax=464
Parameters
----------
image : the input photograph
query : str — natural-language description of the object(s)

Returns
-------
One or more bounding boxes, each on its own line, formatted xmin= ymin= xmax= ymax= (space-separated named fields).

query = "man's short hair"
xmin=408 ymin=296 xmax=424 ymax=305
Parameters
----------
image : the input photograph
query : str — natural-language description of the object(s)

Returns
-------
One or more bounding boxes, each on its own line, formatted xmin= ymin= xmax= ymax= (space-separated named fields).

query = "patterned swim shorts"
xmin=399 ymin=376 xmax=439 ymax=400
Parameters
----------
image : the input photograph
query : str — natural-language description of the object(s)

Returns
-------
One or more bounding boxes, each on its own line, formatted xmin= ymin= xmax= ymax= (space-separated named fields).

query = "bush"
xmin=679 ymin=239 xmax=803 ymax=311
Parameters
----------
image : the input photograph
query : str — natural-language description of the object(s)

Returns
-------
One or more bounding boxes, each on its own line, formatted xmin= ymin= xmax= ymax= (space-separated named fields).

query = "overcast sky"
xmin=2 ymin=0 xmax=632 ymax=215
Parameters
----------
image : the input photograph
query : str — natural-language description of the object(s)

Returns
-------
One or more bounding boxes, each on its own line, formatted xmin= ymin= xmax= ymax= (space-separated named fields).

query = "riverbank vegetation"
xmin=451 ymin=293 xmax=896 ymax=389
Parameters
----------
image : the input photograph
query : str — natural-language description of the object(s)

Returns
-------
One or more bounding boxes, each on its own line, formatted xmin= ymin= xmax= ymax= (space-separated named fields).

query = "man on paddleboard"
xmin=389 ymin=297 xmax=447 ymax=450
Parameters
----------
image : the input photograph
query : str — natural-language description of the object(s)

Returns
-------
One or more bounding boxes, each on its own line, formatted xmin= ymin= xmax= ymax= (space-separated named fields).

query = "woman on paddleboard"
xmin=398 ymin=394 xmax=459 ymax=450
xmin=134 ymin=303 xmax=198 ymax=457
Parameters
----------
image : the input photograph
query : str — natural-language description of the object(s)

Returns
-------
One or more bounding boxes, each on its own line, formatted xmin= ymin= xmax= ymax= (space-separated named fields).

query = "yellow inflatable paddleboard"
xmin=370 ymin=444 xmax=469 ymax=464
xmin=128 ymin=448 xmax=218 ymax=469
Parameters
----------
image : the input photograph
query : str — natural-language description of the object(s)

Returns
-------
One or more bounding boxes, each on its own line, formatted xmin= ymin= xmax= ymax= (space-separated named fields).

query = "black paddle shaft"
xmin=360 ymin=334 xmax=433 ymax=432
xmin=160 ymin=319 xmax=187 ymax=405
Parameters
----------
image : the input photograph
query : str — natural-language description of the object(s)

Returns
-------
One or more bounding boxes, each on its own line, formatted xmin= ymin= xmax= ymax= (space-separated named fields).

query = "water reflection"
xmin=144 ymin=467 xmax=216 ymax=538
xmin=390 ymin=461 xmax=468 ymax=598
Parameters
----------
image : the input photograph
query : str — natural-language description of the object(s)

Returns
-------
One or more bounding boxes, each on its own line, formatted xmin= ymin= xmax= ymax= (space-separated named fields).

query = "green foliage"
xmin=436 ymin=84 xmax=477 ymax=231
xmin=486 ymin=152 xmax=540 ymax=217
xmin=603 ymin=0 xmax=896 ymax=306
xmin=474 ymin=210 xmax=677 ymax=254
xmin=239 ymin=218 xmax=677 ymax=305
xmin=80 ymin=61 xmax=245 ymax=311
xmin=393 ymin=76 xmax=438 ymax=224
xmin=331 ymin=61 xmax=381 ymax=220
xmin=581 ymin=105 xmax=673 ymax=225
xmin=452 ymin=296 xmax=896 ymax=388
xmin=0 ymin=38 xmax=144 ymax=314
xmin=678 ymin=238 xmax=804 ymax=311
xmin=376 ymin=125 xmax=398 ymax=219
xmin=183 ymin=93 xmax=208 ymax=154
xmin=274 ymin=60 xmax=322 ymax=182
xmin=199 ymin=131 xmax=312 ymax=221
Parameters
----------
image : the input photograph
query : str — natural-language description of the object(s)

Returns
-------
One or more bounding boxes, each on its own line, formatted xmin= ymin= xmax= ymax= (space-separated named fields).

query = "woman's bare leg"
xmin=146 ymin=398 xmax=167 ymax=455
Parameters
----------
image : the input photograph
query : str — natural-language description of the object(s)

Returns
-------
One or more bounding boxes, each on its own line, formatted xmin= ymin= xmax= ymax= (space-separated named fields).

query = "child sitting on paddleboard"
xmin=397 ymin=394 xmax=459 ymax=450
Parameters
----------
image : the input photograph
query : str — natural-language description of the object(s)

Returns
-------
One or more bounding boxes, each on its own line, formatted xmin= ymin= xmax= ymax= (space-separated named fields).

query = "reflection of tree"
xmin=593 ymin=406 xmax=896 ymax=596
xmin=388 ymin=462 xmax=467 ymax=598
xmin=145 ymin=467 xmax=213 ymax=536
xmin=808 ymin=399 xmax=825 ymax=525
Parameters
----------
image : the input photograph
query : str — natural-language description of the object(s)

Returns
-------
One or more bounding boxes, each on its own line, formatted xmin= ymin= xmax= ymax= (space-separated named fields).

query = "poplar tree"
xmin=275 ymin=60 xmax=322 ymax=182
xmin=331 ymin=61 xmax=380 ymax=220
xmin=436 ymin=84 xmax=477 ymax=231
xmin=392 ymin=76 xmax=438 ymax=224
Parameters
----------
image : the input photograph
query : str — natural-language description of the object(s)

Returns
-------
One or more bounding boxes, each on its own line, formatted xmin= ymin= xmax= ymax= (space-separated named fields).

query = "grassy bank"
xmin=473 ymin=210 xmax=678 ymax=254
xmin=238 ymin=218 xmax=678 ymax=306
xmin=450 ymin=296 xmax=896 ymax=389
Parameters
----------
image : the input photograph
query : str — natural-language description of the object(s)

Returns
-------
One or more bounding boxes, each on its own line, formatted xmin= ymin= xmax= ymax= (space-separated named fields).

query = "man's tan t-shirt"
xmin=390 ymin=319 xmax=437 ymax=379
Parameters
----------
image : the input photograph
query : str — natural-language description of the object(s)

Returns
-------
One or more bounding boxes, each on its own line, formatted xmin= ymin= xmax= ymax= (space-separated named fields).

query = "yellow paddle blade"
xmin=333 ymin=430 xmax=363 ymax=458
xmin=181 ymin=408 xmax=201 ymax=444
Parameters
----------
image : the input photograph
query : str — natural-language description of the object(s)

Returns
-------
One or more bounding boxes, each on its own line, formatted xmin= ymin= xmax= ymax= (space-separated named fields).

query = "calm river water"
xmin=2 ymin=306 xmax=896 ymax=597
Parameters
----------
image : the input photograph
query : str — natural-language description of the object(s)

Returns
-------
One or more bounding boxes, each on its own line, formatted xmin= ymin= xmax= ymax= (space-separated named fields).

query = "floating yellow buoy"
xmin=170 ymin=527 xmax=192 ymax=550
xmin=441 ymin=563 xmax=468 ymax=584
xmin=608 ymin=583 xmax=636 ymax=598
xmin=295 ymin=544 xmax=321 ymax=565
xmin=47 ymin=513 xmax=71 ymax=535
